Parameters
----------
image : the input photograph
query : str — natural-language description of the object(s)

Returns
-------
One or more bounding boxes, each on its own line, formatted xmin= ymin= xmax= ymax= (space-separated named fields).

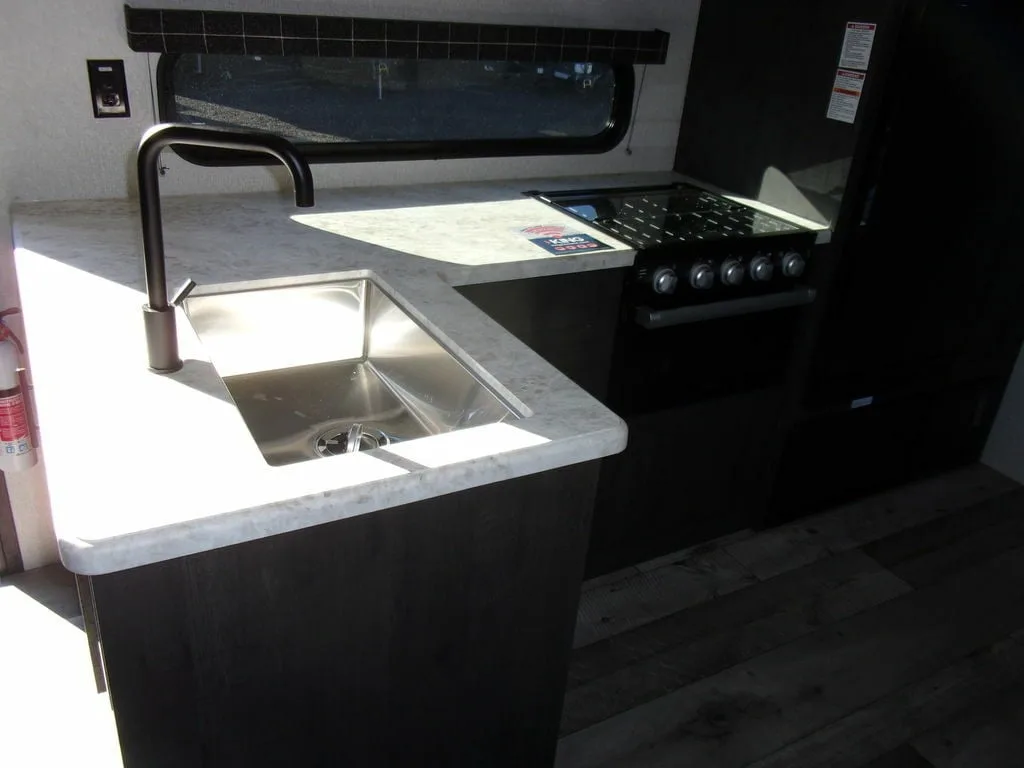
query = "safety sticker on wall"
xmin=838 ymin=22 xmax=877 ymax=71
xmin=826 ymin=69 xmax=866 ymax=124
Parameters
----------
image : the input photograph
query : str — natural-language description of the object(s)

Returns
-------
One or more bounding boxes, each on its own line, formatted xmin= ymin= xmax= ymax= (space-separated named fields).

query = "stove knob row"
xmin=651 ymin=252 xmax=805 ymax=295
xmin=780 ymin=251 xmax=806 ymax=278
xmin=721 ymin=259 xmax=744 ymax=287
xmin=750 ymin=255 xmax=774 ymax=282
xmin=651 ymin=267 xmax=679 ymax=295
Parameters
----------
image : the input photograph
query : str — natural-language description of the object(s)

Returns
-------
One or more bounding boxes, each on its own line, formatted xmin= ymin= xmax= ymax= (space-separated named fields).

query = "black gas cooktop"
xmin=529 ymin=182 xmax=804 ymax=249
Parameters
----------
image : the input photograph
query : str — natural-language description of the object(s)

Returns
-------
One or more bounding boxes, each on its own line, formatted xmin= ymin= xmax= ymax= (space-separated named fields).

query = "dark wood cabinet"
xmin=455 ymin=268 xmax=626 ymax=403
xmin=90 ymin=463 xmax=600 ymax=768
xmin=588 ymin=387 xmax=785 ymax=576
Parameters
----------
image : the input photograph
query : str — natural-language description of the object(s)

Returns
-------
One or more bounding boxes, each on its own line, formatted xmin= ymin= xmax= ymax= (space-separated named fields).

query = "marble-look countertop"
xmin=11 ymin=171 xmax=827 ymax=575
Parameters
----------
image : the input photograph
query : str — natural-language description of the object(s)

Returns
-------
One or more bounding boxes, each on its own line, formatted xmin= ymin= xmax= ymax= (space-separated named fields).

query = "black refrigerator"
xmin=675 ymin=0 xmax=1024 ymax=518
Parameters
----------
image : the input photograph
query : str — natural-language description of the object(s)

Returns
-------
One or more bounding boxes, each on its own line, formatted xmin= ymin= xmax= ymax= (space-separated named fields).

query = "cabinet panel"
xmin=92 ymin=464 xmax=599 ymax=768
xmin=587 ymin=388 xmax=784 ymax=577
xmin=456 ymin=269 xmax=625 ymax=403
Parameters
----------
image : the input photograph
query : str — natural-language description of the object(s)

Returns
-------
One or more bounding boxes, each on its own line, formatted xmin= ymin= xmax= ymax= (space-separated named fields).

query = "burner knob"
xmin=690 ymin=263 xmax=715 ymax=290
xmin=651 ymin=267 xmax=678 ymax=295
xmin=721 ymin=259 xmax=744 ymax=287
xmin=781 ymin=251 xmax=806 ymax=278
xmin=750 ymin=255 xmax=774 ymax=282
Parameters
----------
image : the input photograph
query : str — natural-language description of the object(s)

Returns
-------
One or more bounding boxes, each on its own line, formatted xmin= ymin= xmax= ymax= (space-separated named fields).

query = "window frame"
xmin=155 ymin=54 xmax=636 ymax=167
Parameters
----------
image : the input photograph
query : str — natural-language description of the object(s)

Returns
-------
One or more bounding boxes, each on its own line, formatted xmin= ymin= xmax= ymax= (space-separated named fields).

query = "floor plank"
xmin=632 ymin=529 xmax=756 ymax=574
xmin=912 ymin=683 xmax=1024 ymax=768
xmin=861 ymin=488 xmax=1024 ymax=567
xmin=556 ymin=545 xmax=1024 ymax=768
xmin=562 ymin=551 xmax=910 ymax=735
xmin=577 ymin=531 xmax=755 ymax=595
xmin=864 ymin=490 xmax=1024 ymax=588
xmin=745 ymin=632 xmax=1024 ymax=768
xmin=573 ymin=547 xmax=756 ymax=649
xmin=725 ymin=465 xmax=1017 ymax=581
xmin=573 ymin=465 xmax=1013 ymax=649
xmin=859 ymin=745 xmax=936 ymax=768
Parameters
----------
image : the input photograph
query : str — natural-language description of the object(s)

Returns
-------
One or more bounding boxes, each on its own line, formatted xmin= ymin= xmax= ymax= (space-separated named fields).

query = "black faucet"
xmin=137 ymin=123 xmax=315 ymax=373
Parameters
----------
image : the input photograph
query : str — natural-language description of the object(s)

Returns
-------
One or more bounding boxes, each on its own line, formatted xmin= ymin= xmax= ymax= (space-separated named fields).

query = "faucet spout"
xmin=137 ymin=123 xmax=315 ymax=372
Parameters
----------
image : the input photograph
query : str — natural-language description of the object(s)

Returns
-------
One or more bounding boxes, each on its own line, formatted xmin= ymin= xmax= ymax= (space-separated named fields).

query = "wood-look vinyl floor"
xmin=561 ymin=464 xmax=1024 ymax=768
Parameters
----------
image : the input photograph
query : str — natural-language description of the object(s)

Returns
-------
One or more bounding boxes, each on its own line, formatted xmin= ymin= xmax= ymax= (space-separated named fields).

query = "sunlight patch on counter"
xmin=292 ymin=198 xmax=627 ymax=265
xmin=383 ymin=422 xmax=549 ymax=468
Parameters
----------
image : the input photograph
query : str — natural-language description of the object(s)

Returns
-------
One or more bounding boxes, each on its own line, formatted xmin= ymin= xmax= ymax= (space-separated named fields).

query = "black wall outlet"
xmin=87 ymin=59 xmax=130 ymax=118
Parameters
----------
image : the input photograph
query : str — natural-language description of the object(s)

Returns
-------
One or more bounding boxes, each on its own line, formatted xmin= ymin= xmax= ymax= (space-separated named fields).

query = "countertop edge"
xmin=59 ymin=422 xmax=627 ymax=575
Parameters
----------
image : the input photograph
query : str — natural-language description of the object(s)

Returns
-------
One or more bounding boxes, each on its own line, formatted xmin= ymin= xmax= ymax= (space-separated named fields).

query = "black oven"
xmin=611 ymin=231 xmax=817 ymax=418
xmin=531 ymin=183 xmax=820 ymax=576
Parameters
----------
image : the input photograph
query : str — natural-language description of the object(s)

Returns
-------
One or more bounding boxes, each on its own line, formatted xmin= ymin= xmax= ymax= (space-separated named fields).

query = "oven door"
xmin=586 ymin=301 xmax=807 ymax=577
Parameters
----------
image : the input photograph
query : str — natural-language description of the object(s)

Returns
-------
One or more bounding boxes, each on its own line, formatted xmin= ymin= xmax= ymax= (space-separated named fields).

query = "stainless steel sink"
xmin=180 ymin=275 xmax=519 ymax=466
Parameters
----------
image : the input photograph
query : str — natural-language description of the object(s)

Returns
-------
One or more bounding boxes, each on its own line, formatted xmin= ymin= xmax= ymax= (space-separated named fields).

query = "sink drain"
xmin=314 ymin=424 xmax=393 ymax=457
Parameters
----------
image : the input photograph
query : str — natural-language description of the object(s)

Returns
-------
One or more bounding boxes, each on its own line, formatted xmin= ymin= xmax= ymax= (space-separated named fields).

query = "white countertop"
xmin=11 ymin=171 xmax=827 ymax=575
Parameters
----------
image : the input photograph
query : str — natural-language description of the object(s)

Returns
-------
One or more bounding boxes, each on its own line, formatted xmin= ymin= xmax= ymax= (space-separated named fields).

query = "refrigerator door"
xmin=809 ymin=0 xmax=1024 ymax=401
xmin=674 ymin=0 xmax=898 ymax=227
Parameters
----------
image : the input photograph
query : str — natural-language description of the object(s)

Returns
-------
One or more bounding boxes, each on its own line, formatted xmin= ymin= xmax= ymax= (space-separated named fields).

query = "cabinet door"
xmin=586 ymin=387 xmax=784 ymax=577
xmin=455 ymin=269 xmax=625 ymax=403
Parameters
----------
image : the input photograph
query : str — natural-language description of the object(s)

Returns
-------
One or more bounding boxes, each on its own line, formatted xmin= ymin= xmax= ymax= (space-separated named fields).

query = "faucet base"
xmin=143 ymin=304 xmax=182 ymax=373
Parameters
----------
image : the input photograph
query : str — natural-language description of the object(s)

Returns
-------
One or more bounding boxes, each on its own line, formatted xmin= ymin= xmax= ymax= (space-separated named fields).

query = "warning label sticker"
xmin=529 ymin=234 xmax=612 ymax=255
xmin=839 ymin=21 xmax=877 ymax=70
xmin=826 ymin=69 xmax=866 ymax=124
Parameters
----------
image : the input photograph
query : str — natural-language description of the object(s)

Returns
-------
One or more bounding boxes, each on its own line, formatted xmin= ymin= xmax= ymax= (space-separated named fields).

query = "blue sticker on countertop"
xmin=529 ymin=233 xmax=612 ymax=255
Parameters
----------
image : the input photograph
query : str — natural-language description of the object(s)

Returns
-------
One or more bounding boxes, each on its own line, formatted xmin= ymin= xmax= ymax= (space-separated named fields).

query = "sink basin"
xmin=180 ymin=274 xmax=519 ymax=466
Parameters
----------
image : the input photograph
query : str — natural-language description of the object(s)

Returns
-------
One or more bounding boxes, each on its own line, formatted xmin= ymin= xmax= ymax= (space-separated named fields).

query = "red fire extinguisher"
xmin=0 ymin=308 xmax=35 ymax=472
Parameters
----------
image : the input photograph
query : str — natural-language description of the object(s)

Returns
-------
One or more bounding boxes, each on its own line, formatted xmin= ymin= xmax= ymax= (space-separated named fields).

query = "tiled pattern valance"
xmin=124 ymin=5 xmax=670 ymax=65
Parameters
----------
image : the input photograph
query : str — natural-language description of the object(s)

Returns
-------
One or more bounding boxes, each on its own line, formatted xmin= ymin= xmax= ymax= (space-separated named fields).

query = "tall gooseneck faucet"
xmin=137 ymin=123 xmax=315 ymax=372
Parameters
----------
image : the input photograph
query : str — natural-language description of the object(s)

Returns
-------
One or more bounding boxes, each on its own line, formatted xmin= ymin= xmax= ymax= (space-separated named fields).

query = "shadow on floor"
xmin=1 ymin=563 xmax=84 ymax=628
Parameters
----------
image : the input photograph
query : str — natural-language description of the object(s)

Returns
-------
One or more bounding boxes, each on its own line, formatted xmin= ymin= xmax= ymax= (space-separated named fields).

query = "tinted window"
xmin=159 ymin=54 xmax=631 ymax=164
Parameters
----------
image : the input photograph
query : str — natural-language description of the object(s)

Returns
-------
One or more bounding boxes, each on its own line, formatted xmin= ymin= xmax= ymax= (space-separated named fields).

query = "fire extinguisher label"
xmin=0 ymin=392 xmax=30 ymax=454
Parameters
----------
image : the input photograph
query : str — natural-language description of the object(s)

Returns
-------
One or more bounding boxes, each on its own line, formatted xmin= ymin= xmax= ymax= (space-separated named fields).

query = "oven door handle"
xmin=635 ymin=287 xmax=817 ymax=329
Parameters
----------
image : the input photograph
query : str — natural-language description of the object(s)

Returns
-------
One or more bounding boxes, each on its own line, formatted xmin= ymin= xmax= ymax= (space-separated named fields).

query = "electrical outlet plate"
xmin=87 ymin=59 xmax=130 ymax=118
